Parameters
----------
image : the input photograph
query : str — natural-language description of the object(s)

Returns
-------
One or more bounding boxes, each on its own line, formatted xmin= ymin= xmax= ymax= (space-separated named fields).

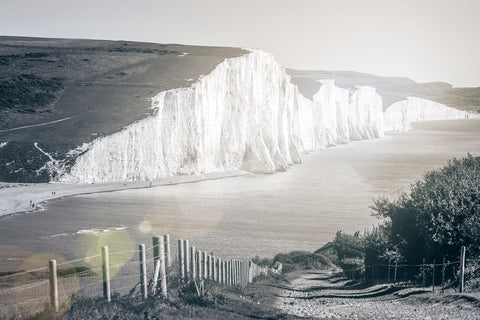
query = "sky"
xmin=1 ymin=0 xmax=479 ymax=87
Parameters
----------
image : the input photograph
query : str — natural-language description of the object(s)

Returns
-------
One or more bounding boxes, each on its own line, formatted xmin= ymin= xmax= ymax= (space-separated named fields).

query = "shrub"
xmin=371 ymin=155 xmax=480 ymax=265
xmin=273 ymin=251 xmax=331 ymax=273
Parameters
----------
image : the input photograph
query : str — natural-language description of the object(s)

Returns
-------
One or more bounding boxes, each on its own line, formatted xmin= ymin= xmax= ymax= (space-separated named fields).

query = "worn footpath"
xmin=276 ymin=269 xmax=480 ymax=319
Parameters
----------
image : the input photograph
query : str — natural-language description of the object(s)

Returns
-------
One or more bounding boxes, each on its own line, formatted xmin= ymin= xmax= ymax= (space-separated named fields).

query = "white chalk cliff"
xmin=383 ymin=97 xmax=471 ymax=131
xmin=56 ymin=51 xmax=471 ymax=183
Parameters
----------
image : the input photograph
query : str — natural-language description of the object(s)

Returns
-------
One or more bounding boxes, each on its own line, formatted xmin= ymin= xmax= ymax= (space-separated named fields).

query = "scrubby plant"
xmin=273 ymin=251 xmax=332 ymax=273
xmin=371 ymin=154 xmax=480 ymax=265
xmin=331 ymin=155 xmax=480 ymax=284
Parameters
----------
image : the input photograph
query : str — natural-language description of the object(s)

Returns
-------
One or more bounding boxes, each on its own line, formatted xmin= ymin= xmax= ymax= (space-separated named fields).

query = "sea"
xmin=1 ymin=119 xmax=480 ymax=271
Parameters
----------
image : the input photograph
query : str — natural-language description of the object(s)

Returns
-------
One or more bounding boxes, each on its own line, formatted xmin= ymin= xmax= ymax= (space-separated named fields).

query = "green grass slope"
xmin=0 ymin=36 xmax=247 ymax=182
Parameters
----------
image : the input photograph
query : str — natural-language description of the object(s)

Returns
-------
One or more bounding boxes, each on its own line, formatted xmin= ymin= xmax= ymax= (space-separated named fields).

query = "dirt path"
xmin=276 ymin=270 xmax=480 ymax=319
xmin=0 ymin=116 xmax=79 ymax=133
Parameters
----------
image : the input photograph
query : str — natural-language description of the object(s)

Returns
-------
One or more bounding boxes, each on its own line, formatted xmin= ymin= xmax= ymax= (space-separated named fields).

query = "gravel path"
xmin=276 ymin=270 xmax=480 ymax=319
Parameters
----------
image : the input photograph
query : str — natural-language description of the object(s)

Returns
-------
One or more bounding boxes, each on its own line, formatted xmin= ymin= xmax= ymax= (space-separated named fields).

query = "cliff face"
xmin=58 ymin=51 xmax=386 ymax=183
xmin=56 ymin=51 xmax=473 ymax=183
xmin=384 ymin=97 xmax=471 ymax=131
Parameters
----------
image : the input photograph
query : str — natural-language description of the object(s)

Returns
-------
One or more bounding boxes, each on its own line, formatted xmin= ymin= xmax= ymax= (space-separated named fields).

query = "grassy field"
xmin=21 ymin=274 xmax=309 ymax=320
xmin=0 ymin=36 xmax=247 ymax=182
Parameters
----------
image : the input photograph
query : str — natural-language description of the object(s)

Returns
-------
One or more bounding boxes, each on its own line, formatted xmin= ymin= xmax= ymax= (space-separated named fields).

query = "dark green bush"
xmin=372 ymin=154 xmax=480 ymax=265
xmin=273 ymin=251 xmax=331 ymax=273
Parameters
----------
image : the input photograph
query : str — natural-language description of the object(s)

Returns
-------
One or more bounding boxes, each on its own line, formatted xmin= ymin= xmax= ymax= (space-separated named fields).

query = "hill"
xmin=287 ymin=69 xmax=480 ymax=111
xmin=0 ymin=36 xmax=246 ymax=182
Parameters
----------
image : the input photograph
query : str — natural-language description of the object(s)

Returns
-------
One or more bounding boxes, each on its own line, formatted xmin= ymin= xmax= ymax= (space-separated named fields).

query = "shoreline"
xmin=2 ymin=119 xmax=479 ymax=219
xmin=0 ymin=170 xmax=252 ymax=218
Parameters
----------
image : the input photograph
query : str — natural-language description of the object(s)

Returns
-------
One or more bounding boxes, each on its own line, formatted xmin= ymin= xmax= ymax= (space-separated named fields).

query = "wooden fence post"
xmin=139 ymin=244 xmax=147 ymax=299
xmin=422 ymin=258 xmax=426 ymax=287
xmin=233 ymin=260 xmax=237 ymax=285
xmin=160 ymin=236 xmax=167 ymax=297
xmin=222 ymin=261 xmax=228 ymax=285
xmin=197 ymin=251 xmax=202 ymax=280
xmin=202 ymin=251 xmax=208 ymax=280
xmin=190 ymin=246 xmax=196 ymax=280
xmin=153 ymin=236 xmax=160 ymax=265
xmin=460 ymin=246 xmax=466 ymax=293
xmin=236 ymin=260 xmax=240 ymax=284
xmin=394 ymin=262 xmax=398 ymax=284
xmin=239 ymin=261 xmax=242 ymax=285
xmin=48 ymin=259 xmax=58 ymax=312
xmin=207 ymin=255 xmax=212 ymax=280
xmin=102 ymin=246 xmax=111 ymax=302
xmin=223 ymin=259 xmax=227 ymax=285
xmin=235 ymin=260 xmax=238 ymax=284
xmin=432 ymin=259 xmax=436 ymax=292
xmin=152 ymin=259 xmax=160 ymax=294
xmin=242 ymin=261 xmax=246 ymax=286
xmin=240 ymin=261 xmax=244 ymax=285
xmin=442 ymin=257 xmax=446 ymax=293
xmin=240 ymin=261 xmax=243 ymax=286
xmin=248 ymin=261 xmax=253 ymax=284
xmin=452 ymin=263 xmax=456 ymax=290
xmin=184 ymin=240 xmax=190 ymax=278
xmin=235 ymin=260 xmax=240 ymax=284
xmin=227 ymin=260 xmax=231 ymax=285
xmin=164 ymin=234 xmax=171 ymax=268
xmin=388 ymin=259 xmax=391 ymax=283
xmin=218 ymin=259 xmax=222 ymax=284
xmin=212 ymin=256 xmax=217 ymax=282
xmin=218 ymin=258 xmax=223 ymax=284
xmin=178 ymin=239 xmax=185 ymax=280
xmin=240 ymin=261 xmax=245 ymax=286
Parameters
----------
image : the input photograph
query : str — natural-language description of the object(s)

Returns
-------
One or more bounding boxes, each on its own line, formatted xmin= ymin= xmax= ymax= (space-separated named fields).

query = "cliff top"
xmin=287 ymin=69 xmax=480 ymax=111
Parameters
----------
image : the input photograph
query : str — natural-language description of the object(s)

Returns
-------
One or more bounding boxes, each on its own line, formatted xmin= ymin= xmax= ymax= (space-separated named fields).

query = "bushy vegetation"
xmin=0 ymin=142 xmax=60 ymax=183
xmin=371 ymin=154 xmax=480 ymax=265
xmin=273 ymin=251 xmax=332 ymax=273
xmin=0 ymin=74 xmax=64 ymax=111
xmin=331 ymin=231 xmax=364 ymax=277
xmin=333 ymin=155 xmax=480 ymax=284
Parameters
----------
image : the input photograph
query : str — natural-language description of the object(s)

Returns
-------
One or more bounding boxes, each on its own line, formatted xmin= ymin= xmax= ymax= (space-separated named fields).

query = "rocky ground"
xmin=276 ymin=270 xmax=480 ymax=319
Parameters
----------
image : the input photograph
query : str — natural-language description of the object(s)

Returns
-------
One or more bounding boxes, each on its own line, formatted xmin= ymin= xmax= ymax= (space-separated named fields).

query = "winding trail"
xmin=276 ymin=269 xmax=480 ymax=319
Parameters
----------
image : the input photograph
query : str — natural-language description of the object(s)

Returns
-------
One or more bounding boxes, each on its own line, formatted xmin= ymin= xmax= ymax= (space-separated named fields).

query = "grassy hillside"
xmin=0 ymin=36 xmax=246 ymax=182
xmin=287 ymin=69 xmax=480 ymax=111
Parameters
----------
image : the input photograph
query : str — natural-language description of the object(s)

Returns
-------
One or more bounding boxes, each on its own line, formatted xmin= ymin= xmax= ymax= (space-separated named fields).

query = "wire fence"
xmin=0 ymin=234 xmax=268 ymax=319
xmin=341 ymin=247 xmax=476 ymax=293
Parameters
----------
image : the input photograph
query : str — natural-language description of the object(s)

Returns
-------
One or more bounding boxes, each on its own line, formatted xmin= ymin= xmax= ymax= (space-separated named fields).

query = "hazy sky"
xmin=1 ymin=0 xmax=479 ymax=87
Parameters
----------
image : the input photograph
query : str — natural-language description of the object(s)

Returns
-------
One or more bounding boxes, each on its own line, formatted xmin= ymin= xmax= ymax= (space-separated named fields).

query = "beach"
xmin=0 ymin=170 xmax=251 ymax=218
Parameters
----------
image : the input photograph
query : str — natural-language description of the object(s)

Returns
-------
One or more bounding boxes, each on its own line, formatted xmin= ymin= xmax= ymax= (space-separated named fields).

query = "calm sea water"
xmin=1 ymin=120 xmax=480 ymax=270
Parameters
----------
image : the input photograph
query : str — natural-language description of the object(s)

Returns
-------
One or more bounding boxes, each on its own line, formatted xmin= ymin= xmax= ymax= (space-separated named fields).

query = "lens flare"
xmin=138 ymin=220 xmax=152 ymax=233
xmin=81 ymin=229 xmax=136 ymax=278
xmin=16 ymin=253 xmax=79 ymax=316
xmin=141 ymin=205 xmax=174 ymax=236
